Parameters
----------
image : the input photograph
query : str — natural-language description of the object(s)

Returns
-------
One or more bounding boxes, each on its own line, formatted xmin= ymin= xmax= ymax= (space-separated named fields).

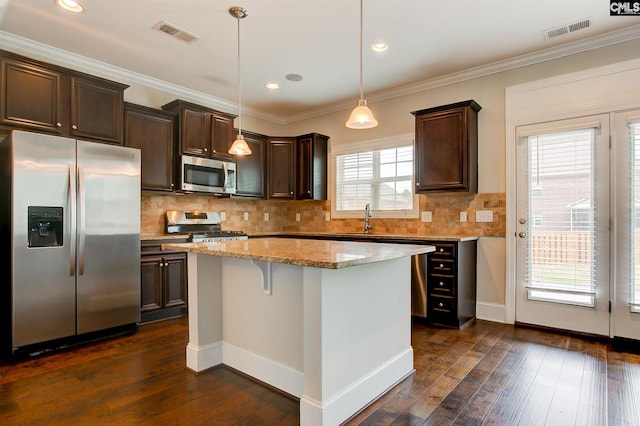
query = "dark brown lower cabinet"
xmin=426 ymin=240 xmax=477 ymax=329
xmin=141 ymin=240 xmax=188 ymax=323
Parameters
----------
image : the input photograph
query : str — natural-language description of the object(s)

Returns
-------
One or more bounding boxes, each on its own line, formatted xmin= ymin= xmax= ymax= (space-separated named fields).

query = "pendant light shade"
xmin=228 ymin=6 xmax=252 ymax=156
xmin=346 ymin=0 xmax=378 ymax=129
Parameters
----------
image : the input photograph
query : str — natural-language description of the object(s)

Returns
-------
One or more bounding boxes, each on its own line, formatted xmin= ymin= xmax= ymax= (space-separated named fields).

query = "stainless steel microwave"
xmin=180 ymin=155 xmax=236 ymax=194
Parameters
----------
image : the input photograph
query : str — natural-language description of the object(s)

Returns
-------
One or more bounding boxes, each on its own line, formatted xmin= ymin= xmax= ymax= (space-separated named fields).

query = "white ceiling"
xmin=1 ymin=0 xmax=639 ymax=123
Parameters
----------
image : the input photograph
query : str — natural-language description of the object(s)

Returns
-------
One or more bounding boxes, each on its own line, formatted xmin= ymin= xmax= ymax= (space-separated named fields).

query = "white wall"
xmin=282 ymin=38 xmax=640 ymax=323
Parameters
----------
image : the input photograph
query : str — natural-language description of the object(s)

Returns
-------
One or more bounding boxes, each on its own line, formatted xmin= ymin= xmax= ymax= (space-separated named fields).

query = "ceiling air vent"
xmin=152 ymin=21 xmax=199 ymax=43
xmin=544 ymin=17 xmax=592 ymax=40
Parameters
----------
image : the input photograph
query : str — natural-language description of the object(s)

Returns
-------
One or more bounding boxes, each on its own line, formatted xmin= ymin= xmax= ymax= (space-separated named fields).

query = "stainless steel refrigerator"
xmin=0 ymin=130 xmax=141 ymax=358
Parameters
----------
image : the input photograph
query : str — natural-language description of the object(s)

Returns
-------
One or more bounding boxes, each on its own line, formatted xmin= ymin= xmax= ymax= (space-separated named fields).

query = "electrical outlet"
xmin=476 ymin=210 xmax=493 ymax=222
xmin=243 ymin=212 xmax=249 ymax=221
xmin=325 ymin=212 xmax=330 ymax=221
xmin=421 ymin=211 xmax=432 ymax=222
xmin=264 ymin=212 xmax=269 ymax=221
xmin=295 ymin=213 xmax=301 ymax=221
xmin=220 ymin=211 xmax=226 ymax=221
xmin=460 ymin=211 xmax=467 ymax=222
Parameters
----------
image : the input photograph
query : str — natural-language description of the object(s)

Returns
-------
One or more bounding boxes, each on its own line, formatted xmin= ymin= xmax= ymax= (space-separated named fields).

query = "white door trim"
xmin=505 ymin=58 xmax=640 ymax=325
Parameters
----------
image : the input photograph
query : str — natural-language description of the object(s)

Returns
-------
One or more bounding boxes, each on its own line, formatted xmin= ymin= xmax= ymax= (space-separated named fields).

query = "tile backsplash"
xmin=142 ymin=192 xmax=505 ymax=237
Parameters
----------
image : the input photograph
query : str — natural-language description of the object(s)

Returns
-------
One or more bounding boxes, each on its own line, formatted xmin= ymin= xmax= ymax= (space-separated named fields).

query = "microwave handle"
xmin=222 ymin=161 xmax=229 ymax=190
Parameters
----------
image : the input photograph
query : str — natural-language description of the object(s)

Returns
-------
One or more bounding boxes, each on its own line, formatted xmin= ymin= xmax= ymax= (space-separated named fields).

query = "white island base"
xmin=184 ymin=247 xmax=416 ymax=425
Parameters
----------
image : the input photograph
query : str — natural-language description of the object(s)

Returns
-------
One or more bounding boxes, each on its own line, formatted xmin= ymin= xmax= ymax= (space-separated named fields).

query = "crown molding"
xmin=0 ymin=30 xmax=286 ymax=125
xmin=284 ymin=24 xmax=640 ymax=124
xmin=2 ymin=24 xmax=639 ymax=127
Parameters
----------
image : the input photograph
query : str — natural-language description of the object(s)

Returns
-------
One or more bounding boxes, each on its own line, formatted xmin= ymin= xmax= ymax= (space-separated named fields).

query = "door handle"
xmin=78 ymin=165 xmax=86 ymax=276
xmin=68 ymin=163 xmax=76 ymax=276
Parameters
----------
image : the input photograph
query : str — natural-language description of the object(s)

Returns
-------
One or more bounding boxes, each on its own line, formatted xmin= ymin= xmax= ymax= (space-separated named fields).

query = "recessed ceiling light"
xmin=371 ymin=42 xmax=388 ymax=53
xmin=265 ymin=82 xmax=280 ymax=90
xmin=54 ymin=0 xmax=84 ymax=13
xmin=285 ymin=73 xmax=303 ymax=82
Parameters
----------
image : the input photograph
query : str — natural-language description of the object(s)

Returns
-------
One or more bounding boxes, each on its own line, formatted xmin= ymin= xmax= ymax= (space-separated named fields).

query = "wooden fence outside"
xmin=530 ymin=231 xmax=592 ymax=265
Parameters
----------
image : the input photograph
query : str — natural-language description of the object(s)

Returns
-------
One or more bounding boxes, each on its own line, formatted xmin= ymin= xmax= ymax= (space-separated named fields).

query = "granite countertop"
xmin=142 ymin=232 xmax=478 ymax=242
xmin=250 ymin=232 xmax=479 ymax=242
xmin=162 ymin=237 xmax=434 ymax=269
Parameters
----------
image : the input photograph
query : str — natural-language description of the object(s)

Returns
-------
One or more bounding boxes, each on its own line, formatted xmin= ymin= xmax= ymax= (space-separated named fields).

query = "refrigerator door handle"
xmin=69 ymin=163 xmax=76 ymax=276
xmin=78 ymin=164 xmax=86 ymax=276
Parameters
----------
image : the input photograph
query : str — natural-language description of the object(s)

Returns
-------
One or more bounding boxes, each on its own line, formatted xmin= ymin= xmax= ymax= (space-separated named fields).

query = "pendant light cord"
xmin=236 ymin=14 xmax=242 ymax=137
xmin=359 ymin=0 xmax=364 ymax=101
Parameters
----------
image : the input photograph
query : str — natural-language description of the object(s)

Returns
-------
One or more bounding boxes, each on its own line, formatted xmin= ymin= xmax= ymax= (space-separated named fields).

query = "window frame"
xmin=329 ymin=133 xmax=419 ymax=219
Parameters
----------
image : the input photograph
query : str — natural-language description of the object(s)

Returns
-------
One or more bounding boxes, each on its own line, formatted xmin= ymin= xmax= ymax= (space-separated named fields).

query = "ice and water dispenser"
xmin=28 ymin=206 xmax=63 ymax=248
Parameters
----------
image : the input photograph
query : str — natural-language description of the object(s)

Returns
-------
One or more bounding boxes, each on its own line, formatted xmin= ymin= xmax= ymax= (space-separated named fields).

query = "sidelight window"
xmin=629 ymin=121 xmax=640 ymax=313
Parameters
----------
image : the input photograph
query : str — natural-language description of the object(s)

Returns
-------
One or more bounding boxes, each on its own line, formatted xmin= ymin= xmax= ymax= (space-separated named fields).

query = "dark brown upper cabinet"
xmin=267 ymin=133 xmax=328 ymax=200
xmin=0 ymin=50 xmax=127 ymax=145
xmin=412 ymin=100 xmax=481 ymax=193
xmin=124 ymin=103 xmax=177 ymax=192
xmin=161 ymin=99 xmax=236 ymax=160
xmin=234 ymin=130 xmax=267 ymax=198
xmin=296 ymin=133 xmax=328 ymax=200
xmin=267 ymin=137 xmax=296 ymax=199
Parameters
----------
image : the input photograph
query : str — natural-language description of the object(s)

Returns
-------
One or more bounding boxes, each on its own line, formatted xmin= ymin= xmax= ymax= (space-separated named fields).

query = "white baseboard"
xmin=476 ymin=302 xmax=509 ymax=324
xmin=222 ymin=342 xmax=304 ymax=398
xmin=186 ymin=341 xmax=223 ymax=372
xmin=300 ymin=346 xmax=414 ymax=426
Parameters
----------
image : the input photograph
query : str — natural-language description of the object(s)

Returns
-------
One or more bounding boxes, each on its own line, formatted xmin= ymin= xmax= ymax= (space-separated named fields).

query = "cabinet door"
xmin=140 ymin=255 xmax=163 ymax=313
xmin=295 ymin=134 xmax=328 ymax=200
xmin=180 ymin=108 xmax=209 ymax=156
xmin=267 ymin=138 xmax=296 ymax=199
xmin=163 ymin=253 xmax=187 ymax=308
xmin=70 ymin=76 xmax=125 ymax=144
xmin=124 ymin=104 xmax=176 ymax=192
xmin=296 ymin=136 xmax=313 ymax=199
xmin=210 ymin=113 xmax=234 ymax=158
xmin=235 ymin=131 xmax=266 ymax=198
xmin=413 ymin=100 xmax=479 ymax=193
xmin=0 ymin=57 xmax=67 ymax=135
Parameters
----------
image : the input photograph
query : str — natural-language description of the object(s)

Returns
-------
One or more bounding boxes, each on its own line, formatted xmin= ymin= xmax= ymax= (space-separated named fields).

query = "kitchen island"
xmin=162 ymin=237 xmax=434 ymax=426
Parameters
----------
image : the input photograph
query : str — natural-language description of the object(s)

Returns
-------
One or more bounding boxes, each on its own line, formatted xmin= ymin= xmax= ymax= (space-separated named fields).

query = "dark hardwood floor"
xmin=1 ymin=317 xmax=639 ymax=425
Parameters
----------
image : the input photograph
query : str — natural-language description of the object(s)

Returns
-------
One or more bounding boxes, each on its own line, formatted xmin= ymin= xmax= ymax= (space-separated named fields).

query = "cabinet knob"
xmin=164 ymin=262 xmax=169 ymax=267
xmin=438 ymin=302 xmax=444 ymax=308
xmin=171 ymin=183 xmax=174 ymax=188
xmin=204 ymin=147 xmax=208 ymax=152
xmin=56 ymin=122 xmax=62 ymax=127
xmin=290 ymin=192 xmax=293 ymax=195
xmin=307 ymin=191 xmax=311 ymax=194
xmin=440 ymin=263 xmax=444 ymax=268
xmin=439 ymin=281 xmax=444 ymax=287
xmin=72 ymin=124 xmax=78 ymax=130
xmin=159 ymin=262 xmax=163 ymax=267
xmin=416 ymin=182 xmax=419 ymax=187
xmin=439 ymin=248 xmax=444 ymax=252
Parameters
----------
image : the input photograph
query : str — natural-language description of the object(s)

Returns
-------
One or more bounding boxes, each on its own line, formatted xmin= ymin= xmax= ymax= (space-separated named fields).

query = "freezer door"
xmin=11 ymin=131 xmax=77 ymax=348
xmin=76 ymin=141 xmax=141 ymax=334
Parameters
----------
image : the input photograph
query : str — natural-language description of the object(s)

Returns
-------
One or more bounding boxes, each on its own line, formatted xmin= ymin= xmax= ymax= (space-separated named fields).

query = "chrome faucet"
xmin=364 ymin=203 xmax=373 ymax=233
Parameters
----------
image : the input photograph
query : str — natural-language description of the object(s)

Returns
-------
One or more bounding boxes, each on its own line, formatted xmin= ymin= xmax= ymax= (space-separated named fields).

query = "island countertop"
xmin=162 ymin=237 xmax=434 ymax=269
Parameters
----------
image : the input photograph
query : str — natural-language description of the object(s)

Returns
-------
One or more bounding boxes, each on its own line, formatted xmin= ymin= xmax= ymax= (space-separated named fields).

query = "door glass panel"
xmin=524 ymin=129 xmax=597 ymax=307
xmin=630 ymin=122 xmax=640 ymax=313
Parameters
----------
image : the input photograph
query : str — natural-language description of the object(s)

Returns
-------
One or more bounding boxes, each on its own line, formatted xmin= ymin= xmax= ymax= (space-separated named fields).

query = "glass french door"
xmin=613 ymin=111 xmax=640 ymax=340
xmin=515 ymin=115 xmax=610 ymax=336
xmin=516 ymin=111 xmax=640 ymax=339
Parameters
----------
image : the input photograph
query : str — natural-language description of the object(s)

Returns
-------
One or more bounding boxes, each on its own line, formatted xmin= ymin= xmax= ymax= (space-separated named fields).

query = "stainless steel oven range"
xmin=165 ymin=210 xmax=248 ymax=242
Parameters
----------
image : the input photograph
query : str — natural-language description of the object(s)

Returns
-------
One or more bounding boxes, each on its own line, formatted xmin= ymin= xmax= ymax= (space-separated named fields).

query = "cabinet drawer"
xmin=429 ymin=258 xmax=455 ymax=274
xmin=429 ymin=295 xmax=454 ymax=314
xmin=428 ymin=274 xmax=455 ymax=294
xmin=431 ymin=243 xmax=456 ymax=258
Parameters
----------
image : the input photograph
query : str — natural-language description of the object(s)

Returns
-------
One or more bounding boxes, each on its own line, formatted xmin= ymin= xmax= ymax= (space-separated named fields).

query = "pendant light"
xmin=228 ymin=6 xmax=252 ymax=156
xmin=345 ymin=0 xmax=378 ymax=129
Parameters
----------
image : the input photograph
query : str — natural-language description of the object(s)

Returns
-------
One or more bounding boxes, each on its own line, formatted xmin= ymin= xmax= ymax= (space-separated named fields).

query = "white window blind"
xmin=630 ymin=121 xmax=640 ymax=313
xmin=335 ymin=146 xmax=413 ymax=212
xmin=524 ymin=127 xmax=598 ymax=307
